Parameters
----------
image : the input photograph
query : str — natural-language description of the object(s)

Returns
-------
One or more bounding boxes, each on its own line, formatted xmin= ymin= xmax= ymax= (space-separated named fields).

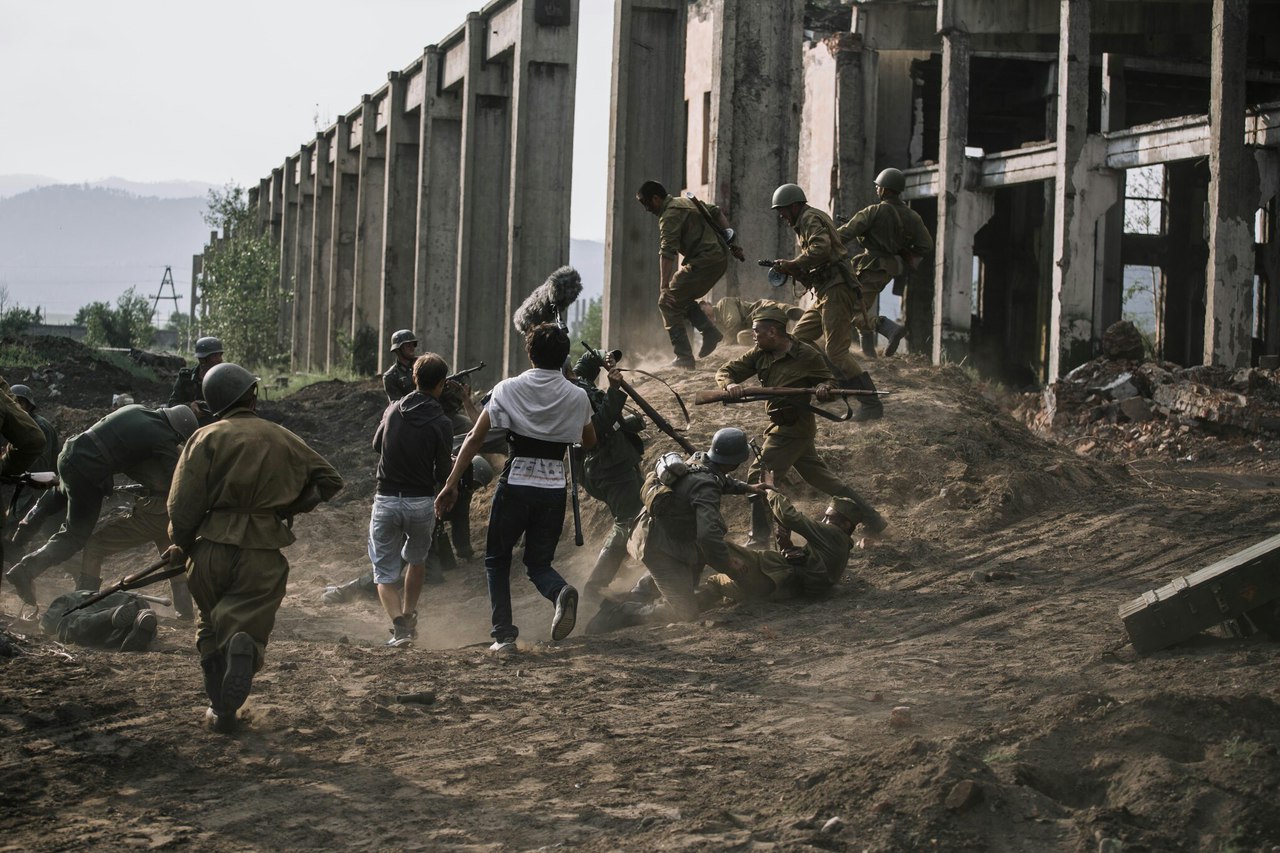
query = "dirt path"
xmin=3 ymin=354 xmax=1280 ymax=850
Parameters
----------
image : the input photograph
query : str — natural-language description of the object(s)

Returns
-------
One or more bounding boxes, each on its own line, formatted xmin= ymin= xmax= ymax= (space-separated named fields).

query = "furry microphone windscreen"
xmin=512 ymin=266 xmax=583 ymax=333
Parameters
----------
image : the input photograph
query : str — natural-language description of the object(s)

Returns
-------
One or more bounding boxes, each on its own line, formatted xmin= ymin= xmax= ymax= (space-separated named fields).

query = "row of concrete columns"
xmin=222 ymin=0 xmax=578 ymax=378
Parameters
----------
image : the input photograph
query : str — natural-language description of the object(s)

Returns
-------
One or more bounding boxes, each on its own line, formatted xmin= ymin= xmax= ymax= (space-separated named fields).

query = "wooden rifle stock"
xmin=695 ymin=387 xmax=891 ymax=405
xmin=61 ymin=556 xmax=185 ymax=616
xmin=581 ymin=341 xmax=697 ymax=455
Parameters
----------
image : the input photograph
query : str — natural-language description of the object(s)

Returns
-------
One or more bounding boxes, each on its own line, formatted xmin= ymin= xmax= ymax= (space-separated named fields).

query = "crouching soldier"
xmin=168 ymin=363 xmax=343 ymax=734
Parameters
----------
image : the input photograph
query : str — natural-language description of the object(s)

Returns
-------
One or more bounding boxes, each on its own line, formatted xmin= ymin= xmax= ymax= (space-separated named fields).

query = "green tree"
xmin=166 ymin=310 xmax=192 ymax=351
xmin=0 ymin=285 xmax=43 ymax=337
xmin=569 ymin=296 xmax=603 ymax=362
xmin=199 ymin=184 xmax=284 ymax=367
xmin=75 ymin=287 xmax=155 ymax=348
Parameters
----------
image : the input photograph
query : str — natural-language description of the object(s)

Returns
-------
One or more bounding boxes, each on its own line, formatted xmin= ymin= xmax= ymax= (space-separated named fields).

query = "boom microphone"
xmin=512 ymin=265 xmax=583 ymax=333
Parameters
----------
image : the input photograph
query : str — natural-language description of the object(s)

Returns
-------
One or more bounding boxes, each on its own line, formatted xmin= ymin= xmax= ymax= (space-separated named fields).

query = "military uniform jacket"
xmin=382 ymin=360 xmax=415 ymax=402
xmin=770 ymin=492 xmax=851 ymax=589
xmin=0 ymin=379 xmax=46 ymax=478
xmin=715 ymin=337 xmax=834 ymax=438
xmin=31 ymin=414 xmax=59 ymax=475
xmin=788 ymin=206 xmax=852 ymax=294
xmin=168 ymin=364 xmax=205 ymax=407
xmin=167 ymin=407 xmax=344 ymax=551
xmin=645 ymin=459 xmax=752 ymax=571
xmin=64 ymin=404 xmax=182 ymax=494
xmin=658 ymin=195 xmax=727 ymax=266
xmin=578 ymin=383 xmax=642 ymax=487
xmin=836 ymin=198 xmax=934 ymax=277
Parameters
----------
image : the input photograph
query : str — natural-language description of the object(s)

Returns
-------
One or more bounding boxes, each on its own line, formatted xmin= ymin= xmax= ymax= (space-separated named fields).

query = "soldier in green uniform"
xmin=383 ymin=329 xmax=419 ymax=401
xmin=572 ymin=350 xmax=645 ymax=597
xmin=168 ymin=336 xmax=224 ymax=415
xmin=168 ymin=363 xmax=343 ymax=733
xmin=769 ymin=183 xmax=883 ymax=420
xmin=5 ymin=384 xmax=60 ymax=535
xmin=5 ymin=404 xmax=198 ymax=606
xmin=699 ymin=297 xmax=804 ymax=346
xmin=715 ymin=305 xmax=885 ymax=548
xmin=0 ymin=377 xmax=48 ymax=578
xmin=636 ymin=180 xmax=746 ymax=368
xmin=836 ymin=168 xmax=934 ymax=357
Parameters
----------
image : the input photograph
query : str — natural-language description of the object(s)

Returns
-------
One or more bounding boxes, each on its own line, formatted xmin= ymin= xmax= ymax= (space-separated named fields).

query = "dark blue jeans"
xmin=484 ymin=483 xmax=569 ymax=641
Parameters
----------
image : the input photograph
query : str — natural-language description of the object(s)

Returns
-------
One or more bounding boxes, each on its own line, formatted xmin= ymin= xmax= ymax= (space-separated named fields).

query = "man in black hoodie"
xmin=369 ymin=353 xmax=454 ymax=647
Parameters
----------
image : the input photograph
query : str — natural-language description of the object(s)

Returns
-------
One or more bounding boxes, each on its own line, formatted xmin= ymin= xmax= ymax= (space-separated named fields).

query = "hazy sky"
xmin=0 ymin=0 xmax=614 ymax=240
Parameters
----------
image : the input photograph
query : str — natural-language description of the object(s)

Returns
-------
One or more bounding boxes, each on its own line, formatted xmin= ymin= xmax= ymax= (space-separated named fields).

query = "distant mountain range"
xmin=0 ymin=178 xmax=604 ymax=325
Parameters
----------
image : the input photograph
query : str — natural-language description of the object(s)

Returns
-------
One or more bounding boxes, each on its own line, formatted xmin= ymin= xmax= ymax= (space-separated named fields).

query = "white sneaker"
xmin=551 ymin=585 xmax=578 ymax=641
xmin=489 ymin=639 xmax=517 ymax=658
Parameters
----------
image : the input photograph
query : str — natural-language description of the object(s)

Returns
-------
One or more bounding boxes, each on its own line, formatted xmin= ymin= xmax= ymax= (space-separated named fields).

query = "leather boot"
xmin=860 ymin=329 xmax=879 ymax=359
xmin=844 ymin=372 xmax=884 ymax=422
xmin=74 ymin=573 xmax=102 ymax=592
xmin=745 ymin=496 xmax=773 ymax=549
xmin=201 ymin=654 xmax=235 ymax=734
xmin=876 ymin=316 xmax=908 ymax=356
xmin=687 ymin=303 xmax=724 ymax=358
xmin=584 ymin=546 xmax=627 ymax=595
xmin=667 ymin=326 xmax=695 ymax=369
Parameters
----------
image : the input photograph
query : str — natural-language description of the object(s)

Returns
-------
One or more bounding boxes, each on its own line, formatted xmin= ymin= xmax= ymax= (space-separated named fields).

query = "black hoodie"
xmin=373 ymin=391 xmax=453 ymax=497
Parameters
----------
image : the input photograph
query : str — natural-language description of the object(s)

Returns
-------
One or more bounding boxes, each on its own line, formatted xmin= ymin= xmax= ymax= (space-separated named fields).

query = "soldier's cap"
xmin=757 ymin=300 xmax=803 ymax=323
xmin=194 ymin=336 xmax=224 ymax=359
xmin=9 ymin=384 xmax=35 ymax=409
xmin=389 ymin=329 xmax=418 ymax=351
xmin=751 ymin=305 xmax=790 ymax=326
xmin=826 ymin=497 xmax=860 ymax=527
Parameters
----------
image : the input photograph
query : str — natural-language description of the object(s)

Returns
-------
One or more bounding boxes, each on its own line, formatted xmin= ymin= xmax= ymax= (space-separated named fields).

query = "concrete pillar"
xmin=278 ymin=156 xmax=299 ymax=355
xmin=1258 ymin=151 xmax=1280 ymax=357
xmin=328 ymin=116 xmax=358 ymax=371
xmin=413 ymin=46 xmax=463 ymax=356
xmin=932 ymin=27 xmax=985 ymax=363
xmin=254 ymin=177 xmax=271 ymax=237
xmin=502 ymin=0 xmax=579 ymax=375
xmin=378 ymin=71 xmax=419 ymax=374
xmin=291 ymin=144 xmax=315 ymax=373
xmin=1048 ymin=0 xmax=1097 ymax=381
xmin=351 ymin=95 xmax=386 ymax=375
xmin=833 ymin=33 xmax=879 ymax=219
xmin=455 ymin=12 xmax=513 ymax=374
xmin=1203 ymin=0 xmax=1258 ymax=368
xmin=267 ymin=167 xmax=284 ymax=245
xmin=1096 ymin=53 xmax=1126 ymax=336
xmin=604 ymin=0 xmax=686 ymax=357
xmin=189 ymin=254 xmax=202 ymax=340
xmin=309 ymin=132 xmax=333 ymax=373
xmin=709 ymin=0 xmax=804 ymax=301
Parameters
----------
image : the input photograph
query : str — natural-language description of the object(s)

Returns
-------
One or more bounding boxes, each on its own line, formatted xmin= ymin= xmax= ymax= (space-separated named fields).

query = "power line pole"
xmin=150 ymin=266 xmax=183 ymax=327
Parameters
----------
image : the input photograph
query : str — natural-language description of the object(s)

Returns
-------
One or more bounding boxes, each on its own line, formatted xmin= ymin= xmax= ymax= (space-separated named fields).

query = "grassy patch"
xmin=269 ymin=369 xmax=370 ymax=400
xmin=96 ymin=350 xmax=162 ymax=384
xmin=1221 ymin=735 xmax=1264 ymax=765
xmin=983 ymin=747 xmax=1019 ymax=765
xmin=0 ymin=340 xmax=43 ymax=369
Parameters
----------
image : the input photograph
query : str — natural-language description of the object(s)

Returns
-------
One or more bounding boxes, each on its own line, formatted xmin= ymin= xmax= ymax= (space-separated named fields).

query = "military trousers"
xmin=186 ymin=540 xmax=289 ymax=671
xmin=658 ymin=257 xmax=727 ymax=331
xmin=638 ymin=550 xmax=702 ymax=623
xmin=747 ymin=428 xmax=878 ymax=525
xmin=851 ymin=269 xmax=893 ymax=333
xmin=13 ymin=453 xmax=111 ymax=578
xmin=792 ymin=281 xmax=865 ymax=380
xmin=584 ymin=468 xmax=643 ymax=554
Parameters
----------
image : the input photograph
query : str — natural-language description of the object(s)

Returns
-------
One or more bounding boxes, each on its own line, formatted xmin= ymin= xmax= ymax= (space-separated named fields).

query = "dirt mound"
xmin=0 ymin=335 xmax=173 ymax=413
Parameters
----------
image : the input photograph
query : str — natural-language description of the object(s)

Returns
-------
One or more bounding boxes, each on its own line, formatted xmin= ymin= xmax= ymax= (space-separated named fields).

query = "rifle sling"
xmin=620 ymin=368 xmax=691 ymax=424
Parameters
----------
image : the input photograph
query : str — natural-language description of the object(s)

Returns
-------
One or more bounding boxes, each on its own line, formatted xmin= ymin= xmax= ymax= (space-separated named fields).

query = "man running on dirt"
xmin=435 ymin=323 xmax=594 ymax=658
xmin=167 ymin=363 xmax=343 ymax=734
xmin=369 ymin=352 xmax=453 ymax=648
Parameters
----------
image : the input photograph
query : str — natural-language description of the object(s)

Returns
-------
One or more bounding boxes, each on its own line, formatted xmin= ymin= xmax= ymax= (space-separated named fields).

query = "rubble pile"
xmin=1012 ymin=321 xmax=1280 ymax=464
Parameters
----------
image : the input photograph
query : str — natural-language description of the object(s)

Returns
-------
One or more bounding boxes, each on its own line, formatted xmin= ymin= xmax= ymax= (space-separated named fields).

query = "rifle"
xmin=695 ymin=387 xmax=891 ymax=405
xmin=567 ymin=444 xmax=584 ymax=546
xmin=685 ymin=193 xmax=744 ymax=263
xmin=581 ymin=341 xmax=697 ymax=455
xmin=61 ymin=556 xmax=186 ymax=616
xmin=447 ymin=361 xmax=485 ymax=385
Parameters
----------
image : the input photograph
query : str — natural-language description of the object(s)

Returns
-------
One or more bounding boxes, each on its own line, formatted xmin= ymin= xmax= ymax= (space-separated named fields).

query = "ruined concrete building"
xmin=607 ymin=0 xmax=1280 ymax=384
xmin=196 ymin=0 xmax=1279 ymax=386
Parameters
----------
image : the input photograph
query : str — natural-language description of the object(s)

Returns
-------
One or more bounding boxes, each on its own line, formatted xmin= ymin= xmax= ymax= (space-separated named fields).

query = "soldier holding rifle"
xmin=715 ymin=305 xmax=885 ymax=549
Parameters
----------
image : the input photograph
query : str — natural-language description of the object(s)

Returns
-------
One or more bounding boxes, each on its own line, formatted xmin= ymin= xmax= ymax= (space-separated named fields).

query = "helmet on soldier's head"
xmin=159 ymin=405 xmax=199 ymax=439
xmin=194 ymin=336 xmax=224 ymax=360
xmin=706 ymin=427 xmax=750 ymax=467
xmin=389 ymin=329 xmax=418 ymax=352
xmin=470 ymin=455 xmax=495 ymax=489
xmin=770 ymin=183 xmax=807 ymax=209
xmin=874 ymin=168 xmax=907 ymax=194
xmin=9 ymin=384 xmax=35 ymax=410
xmin=202 ymin=363 xmax=259 ymax=417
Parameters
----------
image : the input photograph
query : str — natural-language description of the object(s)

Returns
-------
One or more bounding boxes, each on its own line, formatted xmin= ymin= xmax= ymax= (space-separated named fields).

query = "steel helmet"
xmin=9 ymin=384 xmax=35 ymax=409
xmin=874 ymin=168 xmax=907 ymax=194
xmin=706 ymin=427 xmax=750 ymax=467
xmin=202 ymin=363 xmax=259 ymax=416
xmin=389 ymin=329 xmax=418 ymax=352
xmin=470 ymin=455 xmax=495 ymax=489
xmin=770 ymin=183 xmax=807 ymax=209
xmin=194 ymin=336 xmax=225 ymax=359
xmin=159 ymin=405 xmax=199 ymax=439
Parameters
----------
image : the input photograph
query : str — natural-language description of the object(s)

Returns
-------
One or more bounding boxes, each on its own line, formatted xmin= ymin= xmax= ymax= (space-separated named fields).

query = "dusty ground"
xmin=2 ymin=338 xmax=1280 ymax=851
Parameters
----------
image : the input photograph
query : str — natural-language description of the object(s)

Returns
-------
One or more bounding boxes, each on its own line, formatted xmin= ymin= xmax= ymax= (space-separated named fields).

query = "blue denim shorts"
xmin=367 ymin=494 xmax=436 ymax=584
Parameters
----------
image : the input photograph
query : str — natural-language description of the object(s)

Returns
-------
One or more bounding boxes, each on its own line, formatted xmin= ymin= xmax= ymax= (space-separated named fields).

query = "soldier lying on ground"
xmin=40 ymin=589 xmax=157 ymax=652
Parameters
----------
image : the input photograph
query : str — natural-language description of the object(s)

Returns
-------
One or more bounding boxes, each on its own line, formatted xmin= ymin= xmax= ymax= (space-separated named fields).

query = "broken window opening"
xmin=1124 ymin=165 xmax=1166 ymax=237
xmin=1123 ymin=264 xmax=1161 ymax=356
xmin=701 ymin=91 xmax=711 ymax=187
xmin=971 ymin=256 xmax=984 ymax=321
